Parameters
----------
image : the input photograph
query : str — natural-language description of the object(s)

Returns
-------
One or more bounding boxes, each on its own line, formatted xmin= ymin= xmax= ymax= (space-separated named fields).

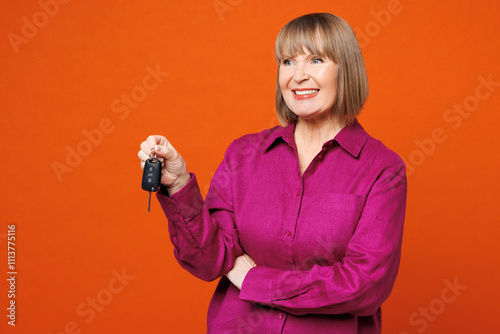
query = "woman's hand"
xmin=138 ymin=135 xmax=191 ymax=196
xmin=225 ymin=253 xmax=257 ymax=290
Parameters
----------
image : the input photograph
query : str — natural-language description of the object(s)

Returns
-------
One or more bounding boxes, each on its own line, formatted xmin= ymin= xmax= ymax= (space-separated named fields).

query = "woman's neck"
xmin=294 ymin=114 xmax=346 ymax=149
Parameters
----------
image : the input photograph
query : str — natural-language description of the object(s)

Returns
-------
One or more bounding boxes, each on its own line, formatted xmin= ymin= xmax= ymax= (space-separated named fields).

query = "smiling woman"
xmin=275 ymin=13 xmax=369 ymax=127
xmin=138 ymin=12 xmax=407 ymax=334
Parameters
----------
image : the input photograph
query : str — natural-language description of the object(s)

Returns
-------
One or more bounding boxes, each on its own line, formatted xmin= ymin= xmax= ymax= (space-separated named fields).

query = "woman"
xmin=138 ymin=13 xmax=407 ymax=333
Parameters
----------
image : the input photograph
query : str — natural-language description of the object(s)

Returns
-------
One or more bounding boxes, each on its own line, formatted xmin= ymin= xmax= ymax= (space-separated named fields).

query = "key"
xmin=141 ymin=148 xmax=162 ymax=213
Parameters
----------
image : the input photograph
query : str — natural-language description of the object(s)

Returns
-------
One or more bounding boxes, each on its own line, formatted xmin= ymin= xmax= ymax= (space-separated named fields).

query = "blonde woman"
xmin=138 ymin=13 xmax=407 ymax=333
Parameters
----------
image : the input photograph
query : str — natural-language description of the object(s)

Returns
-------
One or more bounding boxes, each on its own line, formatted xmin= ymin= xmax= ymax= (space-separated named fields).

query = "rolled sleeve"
xmin=157 ymin=173 xmax=203 ymax=222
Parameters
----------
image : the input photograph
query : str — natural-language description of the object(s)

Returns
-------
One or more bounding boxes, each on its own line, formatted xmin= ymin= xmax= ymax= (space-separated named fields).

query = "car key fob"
xmin=142 ymin=148 xmax=162 ymax=212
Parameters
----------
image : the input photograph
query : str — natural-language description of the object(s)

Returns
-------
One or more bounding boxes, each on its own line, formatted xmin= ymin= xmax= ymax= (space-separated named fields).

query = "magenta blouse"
xmin=157 ymin=118 xmax=407 ymax=333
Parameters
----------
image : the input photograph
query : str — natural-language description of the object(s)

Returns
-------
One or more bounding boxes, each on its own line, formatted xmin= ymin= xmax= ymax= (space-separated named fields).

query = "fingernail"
xmin=155 ymin=145 xmax=161 ymax=152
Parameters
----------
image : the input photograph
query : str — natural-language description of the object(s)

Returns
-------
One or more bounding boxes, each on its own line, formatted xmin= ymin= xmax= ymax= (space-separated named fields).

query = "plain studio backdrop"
xmin=1 ymin=0 xmax=499 ymax=333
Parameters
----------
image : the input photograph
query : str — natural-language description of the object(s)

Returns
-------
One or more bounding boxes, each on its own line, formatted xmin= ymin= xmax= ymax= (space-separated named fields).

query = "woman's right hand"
xmin=138 ymin=135 xmax=191 ymax=195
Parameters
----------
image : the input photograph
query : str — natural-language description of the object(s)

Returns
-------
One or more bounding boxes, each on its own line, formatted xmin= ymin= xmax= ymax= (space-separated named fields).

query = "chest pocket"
xmin=323 ymin=193 xmax=363 ymax=236
xmin=294 ymin=193 xmax=364 ymax=265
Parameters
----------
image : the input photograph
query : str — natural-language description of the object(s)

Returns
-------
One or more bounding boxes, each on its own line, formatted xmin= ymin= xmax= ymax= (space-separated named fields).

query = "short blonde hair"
xmin=275 ymin=13 xmax=369 ymax=126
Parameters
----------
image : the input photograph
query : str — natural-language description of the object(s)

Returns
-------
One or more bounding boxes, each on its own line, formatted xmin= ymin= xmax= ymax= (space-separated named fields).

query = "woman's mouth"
xmin=293 ymin=89 xmax=320 ymax=100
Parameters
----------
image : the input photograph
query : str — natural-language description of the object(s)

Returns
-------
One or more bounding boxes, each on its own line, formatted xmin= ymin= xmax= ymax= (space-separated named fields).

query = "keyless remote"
xmin=142 ymin=148 xmax=162 ymax=213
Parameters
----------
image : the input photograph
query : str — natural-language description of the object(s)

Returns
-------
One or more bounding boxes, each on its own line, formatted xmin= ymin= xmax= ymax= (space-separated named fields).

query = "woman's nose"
xmin=293 ymin=63 xmax=310 ymax=82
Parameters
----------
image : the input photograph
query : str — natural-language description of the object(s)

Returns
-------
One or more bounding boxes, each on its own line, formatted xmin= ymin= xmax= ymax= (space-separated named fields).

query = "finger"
xmin=242 ymin=254 xmax=257 ymax=267
xmin=153 ymin=142 xmax=177 ymax=161
xmin=146 ymin=135 xmax=169 ymax=152
xmin=138 ymin=149 xmax=150 ymax=161
xmin=140 ymin=141 xmax=151 ymax=155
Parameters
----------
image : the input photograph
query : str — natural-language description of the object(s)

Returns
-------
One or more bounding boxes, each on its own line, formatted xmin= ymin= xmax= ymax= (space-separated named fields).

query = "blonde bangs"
xmin=275 ymin=15 xmax=338 ymax=63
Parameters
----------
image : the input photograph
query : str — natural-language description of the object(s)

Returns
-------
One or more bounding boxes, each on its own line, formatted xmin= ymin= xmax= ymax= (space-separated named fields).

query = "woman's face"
xmin=279 ymin=49 xmax=338 ymax=122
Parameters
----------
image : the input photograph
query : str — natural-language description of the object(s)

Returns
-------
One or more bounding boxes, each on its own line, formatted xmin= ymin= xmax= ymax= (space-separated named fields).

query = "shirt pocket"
xmin=324 ymin=193 xmax=363 ymax=213
xmin=296 ymin=193 xmax=364 ymax=264
xmin=320 ymin=192 xmax=363 ymax=236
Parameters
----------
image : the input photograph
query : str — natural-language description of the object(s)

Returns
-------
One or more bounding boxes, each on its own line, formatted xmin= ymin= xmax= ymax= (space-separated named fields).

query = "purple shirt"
xmin=157 ymin=118 xmax=407 ymax=333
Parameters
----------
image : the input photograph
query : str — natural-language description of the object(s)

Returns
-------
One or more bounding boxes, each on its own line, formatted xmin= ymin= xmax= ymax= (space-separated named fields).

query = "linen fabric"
xmin=157 ymin=118 xmax=407 ymax=333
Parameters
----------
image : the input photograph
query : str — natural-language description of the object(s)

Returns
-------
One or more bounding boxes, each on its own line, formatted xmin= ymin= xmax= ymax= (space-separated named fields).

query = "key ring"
xmin=149 ymin=147 xmax=156 ymax=159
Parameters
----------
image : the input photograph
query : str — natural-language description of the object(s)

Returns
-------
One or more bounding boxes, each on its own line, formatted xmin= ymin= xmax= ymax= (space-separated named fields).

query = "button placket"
xmin=290 ymin=188 xmax=302 ymax=237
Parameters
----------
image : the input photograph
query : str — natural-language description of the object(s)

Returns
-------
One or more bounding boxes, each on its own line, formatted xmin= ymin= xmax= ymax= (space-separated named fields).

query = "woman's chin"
xmin=293 ymin=111 xmax=331 ymax=122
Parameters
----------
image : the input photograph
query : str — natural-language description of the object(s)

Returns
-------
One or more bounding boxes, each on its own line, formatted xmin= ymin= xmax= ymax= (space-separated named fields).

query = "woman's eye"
xmin=312 ymin=58 xmax=324 ymax=64
xmin=282 ymin=59 xmax=293 ymax=66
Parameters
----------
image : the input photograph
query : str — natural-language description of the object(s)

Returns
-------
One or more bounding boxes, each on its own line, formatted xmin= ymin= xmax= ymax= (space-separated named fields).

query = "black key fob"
xmin=142 ymin=158 xmax=162 ymax=192
xmin=142 ymin=148 xmax=162 ymax=213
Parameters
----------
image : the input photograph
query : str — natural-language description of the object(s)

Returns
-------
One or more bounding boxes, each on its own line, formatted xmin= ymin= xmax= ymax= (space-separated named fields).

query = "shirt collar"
xmin=262 ymin=117 xmax=369 ymax=158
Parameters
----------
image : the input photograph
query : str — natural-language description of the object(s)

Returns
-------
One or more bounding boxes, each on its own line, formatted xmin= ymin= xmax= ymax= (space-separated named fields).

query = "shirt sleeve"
xmin=156 ymin=142 xmax=244 ymax=282
xmin=238 ymin=159 xmax=407 ymax=316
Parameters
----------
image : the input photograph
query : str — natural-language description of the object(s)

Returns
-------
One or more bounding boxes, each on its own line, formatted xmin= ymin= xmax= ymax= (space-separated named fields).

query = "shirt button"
xmin=168 ymin=203 xmax=175 ymax=209
xmin=296 ymin=190 xmax=301 ymax=197
xmin=285 ymin=230 xmax=292 ymax=237
xmin=278 ymin=313 xmax=283 ymax=319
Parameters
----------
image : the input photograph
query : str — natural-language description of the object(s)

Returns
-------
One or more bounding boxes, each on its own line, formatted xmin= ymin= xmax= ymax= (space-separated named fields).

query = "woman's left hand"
xmin=225 ymin=253 xmax=257 ymax=290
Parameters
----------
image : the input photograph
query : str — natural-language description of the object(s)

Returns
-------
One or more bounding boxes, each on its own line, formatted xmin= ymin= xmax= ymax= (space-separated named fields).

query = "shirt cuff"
xmin=156 ymin=173 xmax=203 ymax=222
xmin=239 ymin=266 xmax=282 ymax=305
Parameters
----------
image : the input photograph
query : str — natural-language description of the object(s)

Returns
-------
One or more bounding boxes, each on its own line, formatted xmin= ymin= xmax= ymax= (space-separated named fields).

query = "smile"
xmin=292 ymin=89 xmax=320 ymax=100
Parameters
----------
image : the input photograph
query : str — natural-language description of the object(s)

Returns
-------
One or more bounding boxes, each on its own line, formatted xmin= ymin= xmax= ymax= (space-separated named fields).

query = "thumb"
xmin=153 ymin=142 xmax=177 ymax=161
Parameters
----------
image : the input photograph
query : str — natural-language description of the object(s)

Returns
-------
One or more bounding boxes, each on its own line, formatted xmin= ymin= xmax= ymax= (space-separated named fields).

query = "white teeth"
xmin=294 ymin=89 xmax=319 ymax=95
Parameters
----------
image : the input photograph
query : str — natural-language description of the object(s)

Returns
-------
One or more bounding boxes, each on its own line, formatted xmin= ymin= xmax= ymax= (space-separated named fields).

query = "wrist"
xmin=166 ymin=173 xmax=191 ymax=195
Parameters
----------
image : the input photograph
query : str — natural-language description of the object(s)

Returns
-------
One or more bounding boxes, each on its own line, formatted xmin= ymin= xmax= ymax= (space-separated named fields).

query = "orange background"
xmin=1 ymin=0 xmax=499 ymax=333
